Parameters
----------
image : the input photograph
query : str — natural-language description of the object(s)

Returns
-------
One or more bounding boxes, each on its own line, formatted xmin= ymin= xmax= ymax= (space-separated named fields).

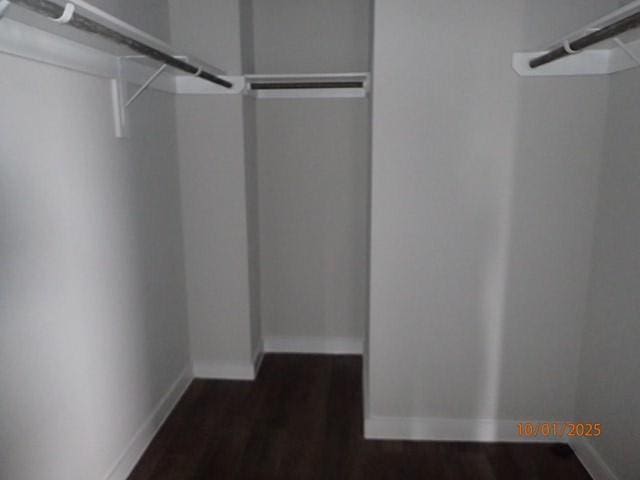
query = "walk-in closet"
xmin=1 ymin=1 xmax=638 ymax=479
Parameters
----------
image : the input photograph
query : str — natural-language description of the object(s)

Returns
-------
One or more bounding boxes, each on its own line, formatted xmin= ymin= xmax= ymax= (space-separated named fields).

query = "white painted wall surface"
xmin=0 ymin=46 xmax=189 ymax=480
xmin=252 ymin=0 xmax=371 ymax=347
xmin=243 ymin=96 xmax=262 ymax=357
xmin=368 ymin=0 xmax=617 ymax=432
xmin=574 ymin=68 xmax=640 ymax=480
xmin=87 ymin=0 xmax=174 ymax=41
xmin=173 ymin=94 xmax=256 ymax=372
xmin=169 ymin=0 xmax=243 ymax=73
xmin=256 ymin=99 xmax=370 ymax=343
xmin=169 ymin=0 xmax=259 ymax=373
xmin=241 ymin=0 xmax=262 ymax=359
xmin=252 ymin=0 xmax=371 ymax=74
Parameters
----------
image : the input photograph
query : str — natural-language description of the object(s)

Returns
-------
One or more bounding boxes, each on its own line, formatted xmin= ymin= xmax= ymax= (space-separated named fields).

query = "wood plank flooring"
xmin=128 ymin=354 xmax=592 ymax=480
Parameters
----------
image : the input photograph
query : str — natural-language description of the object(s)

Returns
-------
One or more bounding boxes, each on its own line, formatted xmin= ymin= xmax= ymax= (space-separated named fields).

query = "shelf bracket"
xmin=125 ymin=63 xmax=167 ymax=108
xmin=111 ymin=58 xmax=129 ymax=139
xmin=613 ymin=37 xmax=640 ymax=66
xmin=111 ymin=59 xmax=169 ymax=138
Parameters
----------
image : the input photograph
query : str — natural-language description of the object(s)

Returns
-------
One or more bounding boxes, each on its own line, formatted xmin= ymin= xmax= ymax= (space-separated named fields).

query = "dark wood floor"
xmin=129 ymin=354 xmax=592 ymax=480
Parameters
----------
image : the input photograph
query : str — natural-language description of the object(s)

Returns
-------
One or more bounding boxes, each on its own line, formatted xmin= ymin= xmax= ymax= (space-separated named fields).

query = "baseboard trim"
xmin=365 ymin=416 xmax=569 ymax=443
xmin=103 ymin=365 xmax=192 ymax=480
xmin=570 ymin=438 xmax=619 ymax=480
xmin=192 ymin=335 xmax=361 ymax=379
xmin=263 ymin=336 xmax=363 ymax=355
xmin=193 ymin=361 xmax=257 ymax=380
xmin=192 ymin=343 xmax=264 ymax=381
xmin=253 ymin=341 xmax=264 ymax=378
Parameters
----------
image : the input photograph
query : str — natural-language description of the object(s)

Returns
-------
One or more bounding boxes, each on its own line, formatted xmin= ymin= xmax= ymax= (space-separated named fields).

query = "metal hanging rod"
xmin=5 ymin=0 xmax=233 ymax=88
xmin=530 ymin=9 xmax=640 ymax=69
xmin=249 ymin=81 xmax=365 ymax=90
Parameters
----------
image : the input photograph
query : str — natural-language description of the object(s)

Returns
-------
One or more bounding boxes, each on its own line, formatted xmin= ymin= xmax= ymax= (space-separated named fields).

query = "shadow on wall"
xmin=470 ymin=0 xmax=612 ymax=431
xmin=472 ymin=0 xmax=612 ymax=431
xmin=370 ymin=0 xmax=615 ymax=435
xmin=494 ymin=0 xmax=612 ymax=424
xmin=0 ymin=52 xmax=188 ymax=479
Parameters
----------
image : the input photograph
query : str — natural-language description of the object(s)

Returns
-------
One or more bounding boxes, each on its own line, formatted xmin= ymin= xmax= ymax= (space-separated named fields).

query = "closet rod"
xmin=6 ymin=0 xmax=233 ymax=88
xmin=530 ymin=9 xmax=640 ymax=68
xmin=250 ymin=81 xmax=365 ymax=90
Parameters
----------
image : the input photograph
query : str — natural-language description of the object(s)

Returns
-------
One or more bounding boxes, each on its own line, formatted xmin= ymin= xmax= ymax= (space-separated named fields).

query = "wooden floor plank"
xmin=128 ymin=354 xmax=592 ymax=480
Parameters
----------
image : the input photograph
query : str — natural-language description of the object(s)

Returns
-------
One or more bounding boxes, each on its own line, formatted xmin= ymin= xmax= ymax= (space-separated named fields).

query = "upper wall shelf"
xmin=514 ymin=0 xmax=640 ymax=76
xmin=0 ymin=0 xmax=368 ymax=137
xmin=245 ymin=73 xmax=370 ymax=99
xmin=0 ymin=1 xmax=368 ymax=98
xmin=0 ymin=0 xmax=235 ymax=86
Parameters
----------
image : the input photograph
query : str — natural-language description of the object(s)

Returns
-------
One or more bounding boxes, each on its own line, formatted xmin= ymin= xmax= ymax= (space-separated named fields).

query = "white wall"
xmin=367 ymin=0 xmax=617 ymax=436
xmin=170 ymin=0 xmax=260 ymax=374
xmin=88 ymin=0 xmax=173 ymax=41
xmin=256 ymin=100 xmax=370 ymax=343
xmin=169 ymin=0 xmax=244 ymax=74
xmin=173 ymin=94 xmax=257 ymax=373
xmin=0 ymin=18 xmax=190 ymax=480
xmin=252 ymin=0 xmax=371 ymax=74
xmin=241 ymin=0 xmax=263 ymax=360
xmin=574 ymin=68 xmax=640 ymax=480
xmin=252 ymin=0 xmax=371 ymax=347
xmin=243 ymin=98 xmax=262 ymax=357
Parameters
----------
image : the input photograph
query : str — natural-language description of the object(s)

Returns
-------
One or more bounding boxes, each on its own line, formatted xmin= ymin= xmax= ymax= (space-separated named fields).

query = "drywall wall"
xmin=240 ymin=0 xmax=263 ymax=360
xmin=169 ymin=0 xmax=260 ymax=374
xmin=252 ymin=0 xmax=371 ymax=348
xmin=243 ymin=95 xmax=262 ymax=359
xmin=574 ymin=67 xmax=640 ymax=480
xmin=367 ymin=0 xmax=617 ymax=437
xmin=168 ymin=0 xmax=244 ymax=74
xmin=173 ymin=94 xmax=256 ymax=375
xmin=256 ymin=100 xmax=370 ymax=345
xmin=252 ymin=0 xmax=371 ymax=74
xmin=0 ymin=25 xmax=190 ymax=480
xmin=89 ymin=0 xmax=173 ymax=40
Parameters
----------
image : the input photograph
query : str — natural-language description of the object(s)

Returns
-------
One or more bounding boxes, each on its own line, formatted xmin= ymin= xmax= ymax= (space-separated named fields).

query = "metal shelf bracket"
xmin=111 ymin=60 xmax=171 ymax=138
xmin=124 ymin=63 xmax=167 ymax=108
xmin=613 ymin=37 xmax=640 ymax=66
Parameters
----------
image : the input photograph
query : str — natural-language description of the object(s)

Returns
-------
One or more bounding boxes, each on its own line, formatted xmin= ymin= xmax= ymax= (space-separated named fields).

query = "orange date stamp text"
xmin=517 ymin=422 xmax=602 ymax=438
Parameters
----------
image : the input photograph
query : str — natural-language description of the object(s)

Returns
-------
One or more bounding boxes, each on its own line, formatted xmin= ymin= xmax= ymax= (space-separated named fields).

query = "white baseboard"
xmin=570 ymin=438 xmax=619 ymax=480
xmin=193 ymin=361 xmax=257 ymax=380
xmin=193 ymin=342 xmax=264 ymax=381
xmin=365 ymin=416 xmax=570 ymax=443
xmin=253 ymin=345 xmax=264 ymax=378
xmin=263 ymin=336 xmax=363 ymax=355
xmin=192 ymin=336 xmax=361 ymax=380
xmin=103 ymin=365 xmax=193 ymax=480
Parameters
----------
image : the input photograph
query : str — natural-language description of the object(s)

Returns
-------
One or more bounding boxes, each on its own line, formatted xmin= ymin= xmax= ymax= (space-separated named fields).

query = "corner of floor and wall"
xmin=1 ymin=1 xmax=639 ymax=480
